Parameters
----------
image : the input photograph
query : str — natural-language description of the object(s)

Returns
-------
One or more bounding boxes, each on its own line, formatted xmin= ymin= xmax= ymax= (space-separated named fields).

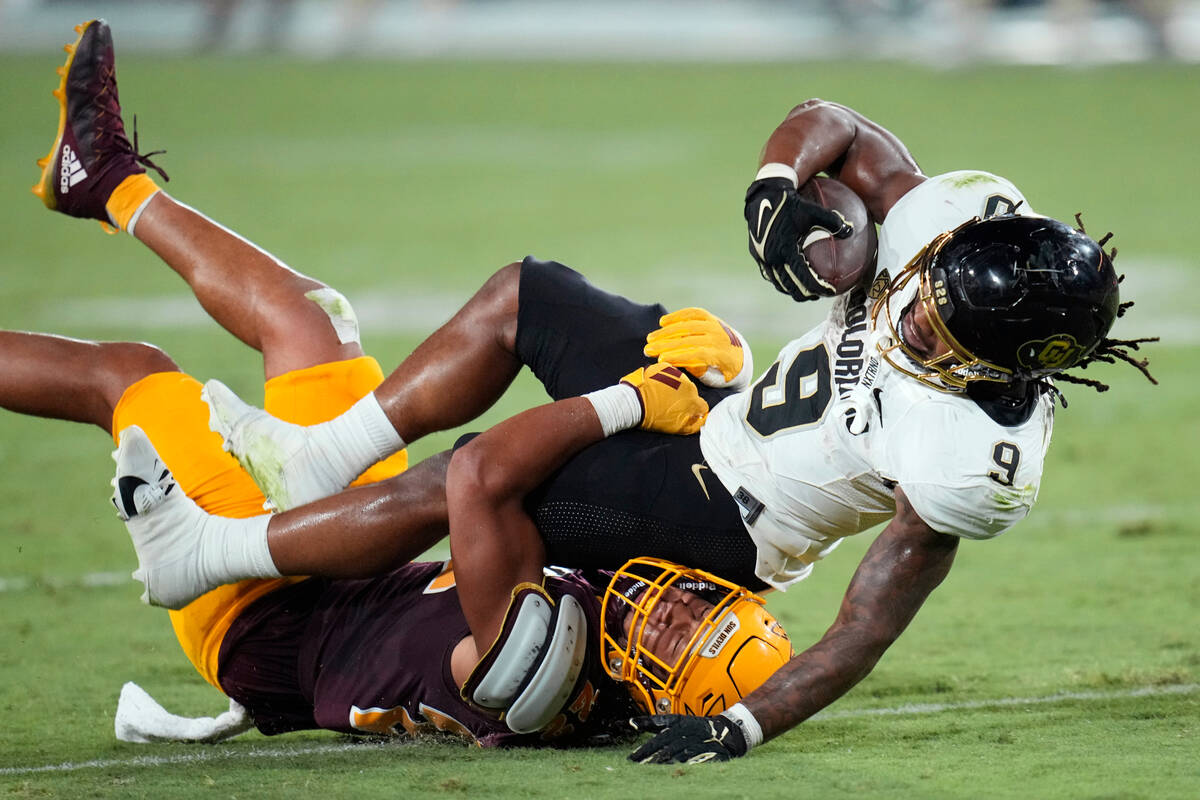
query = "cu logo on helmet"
xmin=1019 ymin=335 xmax=1083 ymax=370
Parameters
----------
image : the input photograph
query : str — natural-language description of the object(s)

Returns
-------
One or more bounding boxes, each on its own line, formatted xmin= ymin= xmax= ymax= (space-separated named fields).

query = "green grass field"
xmin=0 ymin=46 xmax=1197 ymax=799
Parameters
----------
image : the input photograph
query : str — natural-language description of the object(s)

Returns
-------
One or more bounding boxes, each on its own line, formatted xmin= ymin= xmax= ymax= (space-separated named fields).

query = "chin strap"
xmin=462 ymin=582 xmax=589 ymax=734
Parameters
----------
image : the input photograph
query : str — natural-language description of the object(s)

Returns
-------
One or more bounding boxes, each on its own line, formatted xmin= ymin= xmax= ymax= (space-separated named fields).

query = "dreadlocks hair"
xmin=1045 ymin=216 xmax=1160 ymax=396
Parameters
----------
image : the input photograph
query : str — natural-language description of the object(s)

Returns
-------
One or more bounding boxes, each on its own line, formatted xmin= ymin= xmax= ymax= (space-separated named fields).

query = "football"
xmin=796 ymin=176 xmax=878 ymax=294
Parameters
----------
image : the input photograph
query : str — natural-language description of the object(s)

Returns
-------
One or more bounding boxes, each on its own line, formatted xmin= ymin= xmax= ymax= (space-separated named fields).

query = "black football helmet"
xmin=873 ymin=215 xmax=1120 ymax=391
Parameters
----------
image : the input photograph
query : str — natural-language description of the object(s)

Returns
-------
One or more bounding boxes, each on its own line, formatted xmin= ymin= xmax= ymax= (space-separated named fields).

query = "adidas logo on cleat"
xmin=59 ymin=144 xmax=87 ymax=193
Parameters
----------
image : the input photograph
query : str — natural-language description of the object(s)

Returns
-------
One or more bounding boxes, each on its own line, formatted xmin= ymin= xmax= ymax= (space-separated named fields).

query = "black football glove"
xmin=744 ymin=176 xmax=853 ymax=302
xmin=627 ymin=714 xmax=748 ymax=764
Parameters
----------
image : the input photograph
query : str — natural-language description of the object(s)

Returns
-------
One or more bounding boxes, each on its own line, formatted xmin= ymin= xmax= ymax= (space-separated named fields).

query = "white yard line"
xmin=0 ymin=571 xmax=128 ymax=594
xmin=2 ymin=684 xmax=1195 ymax=776
xmin=0 ymin=741 xmax=392 ymax=776
xmin=812 ymin=682 xmax=1200 ymax=720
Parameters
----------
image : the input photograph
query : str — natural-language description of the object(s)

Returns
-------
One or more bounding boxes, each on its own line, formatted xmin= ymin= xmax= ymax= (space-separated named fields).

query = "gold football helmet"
xmin=601 ymin=557 xmax=792 ymax=716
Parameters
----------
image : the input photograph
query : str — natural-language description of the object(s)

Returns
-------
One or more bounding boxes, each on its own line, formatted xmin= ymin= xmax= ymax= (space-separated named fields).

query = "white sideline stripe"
xmin=40 ymin=257 xmax=1200 ymax=345
xmin=0 ymin=571 xmax=128 ymax=594
xmin=1 ymin=684 xmax=1194 ymax=776
xmin=0 ymin=741 xmax=392 ymax=776
xmin=812 ymin=682 xmax=1199 ymax=721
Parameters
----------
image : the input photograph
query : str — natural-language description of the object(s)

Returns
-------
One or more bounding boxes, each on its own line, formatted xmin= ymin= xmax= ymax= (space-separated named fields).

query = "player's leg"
xmin=205 ymin=261 xmax=525 ymax=509
xmin=120 ymin=268 xmax=663 ymax=608
xmin=113 ymin=424 xmax=452 ymax=609
xmin=331 ymin=256 xmax=669 ymax=439
xmin=132 ymin=194 xmax=363 ymax=379
xmin=446 ymin=366 xmax=722 ymax=651
xmin=116 ymin=274 xmax=702 ymax=609
xmin=34 ymin=20 xmax=360 ymax=380
xmin=0 ymin=331 xmax=178 ymax=434
xmin=259 ymin=450 xmax=451 ymax=576
xmin=206 ymin=257 xmax=670 ymax=510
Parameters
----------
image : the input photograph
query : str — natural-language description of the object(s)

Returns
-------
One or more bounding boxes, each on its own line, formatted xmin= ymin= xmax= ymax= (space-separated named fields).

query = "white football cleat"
xmin=112 ymin=425 xmax=219 ymax=609
xmin=202 ymin=379 xmax=347 ymax=511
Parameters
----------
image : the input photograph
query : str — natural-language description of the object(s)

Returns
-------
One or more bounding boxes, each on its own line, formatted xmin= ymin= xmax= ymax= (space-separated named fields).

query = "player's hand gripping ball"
xmin=644 ymin=307 xmax=749 ymax=389
xmin=744 ymin=175 xmax=876 ymax=301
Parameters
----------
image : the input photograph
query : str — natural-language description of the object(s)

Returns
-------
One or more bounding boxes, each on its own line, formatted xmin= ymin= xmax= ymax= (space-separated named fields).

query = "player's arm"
xmin=447 ymin=397 xmax=602 ymax=661
xmin=759 ymin=98 xmax=925 ymax=223
xmin=741 ymin=487 xmax=957 ymax=738
xmin=630 ymin=486 xmax=957 ymax=762
xmin=745 ymin=100 xmax=926 ymax=302
xmin=449 ymin=365 xmax=707 ymax=732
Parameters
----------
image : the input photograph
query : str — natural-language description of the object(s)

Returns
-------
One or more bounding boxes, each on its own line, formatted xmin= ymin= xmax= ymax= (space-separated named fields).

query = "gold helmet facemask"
xmin=872 ymin=223 xmax=1014 ymax=393
xmin=600 ymin=557 xmax=792 ymax=716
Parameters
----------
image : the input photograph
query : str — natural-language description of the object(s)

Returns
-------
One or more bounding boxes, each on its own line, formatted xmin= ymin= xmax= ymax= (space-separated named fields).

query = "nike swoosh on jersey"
xmin=749 ymin=194 xmax=788 ymax=261
xmin=691 ymin=463 xmax=711 ymax=501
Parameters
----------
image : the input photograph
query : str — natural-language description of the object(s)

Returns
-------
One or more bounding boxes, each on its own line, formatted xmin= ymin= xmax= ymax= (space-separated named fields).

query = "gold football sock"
xmin=105 ymin=172 xmax=160 ymax=233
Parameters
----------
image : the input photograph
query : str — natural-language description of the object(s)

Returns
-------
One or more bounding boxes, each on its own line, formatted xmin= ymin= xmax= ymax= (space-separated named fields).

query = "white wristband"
xmin=754 ymin=162 xmax=799 ymax=189
xmin=582 ymin=384 xmax=642 ymax=437
xmin=721 ymin=702 xmax=764 ymax=750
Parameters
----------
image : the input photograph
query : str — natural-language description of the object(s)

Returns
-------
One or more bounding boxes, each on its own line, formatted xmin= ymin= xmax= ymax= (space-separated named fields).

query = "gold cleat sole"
xmin=31 ymin=22 xmax=92 ymax=211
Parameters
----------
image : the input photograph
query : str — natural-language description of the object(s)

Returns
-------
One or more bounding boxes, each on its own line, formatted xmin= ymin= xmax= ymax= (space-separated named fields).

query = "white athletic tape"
xmin=583 ymin=383 xmax=642 ymax=437
xmin=471 ymin=591 xmax=552 ymax=709
xmin=123 ymin=190 xmax=160 ymax=237
xmin=721 ymin=702 xmax=764 ymax=749
xmin=504 ymin=594 xmax=587 ymax=734
xmin=754 ymin=162 xmax=800 ymax=189
xmin=304 ymin=288 xmax=361 ymax=346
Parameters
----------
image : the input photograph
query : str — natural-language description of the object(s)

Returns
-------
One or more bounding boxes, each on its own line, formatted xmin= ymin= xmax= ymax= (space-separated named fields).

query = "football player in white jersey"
xmin=626 ymin=99 xmax=1155 ymax=762
xmin=107 ymin=98 xmax=1155 ymax=762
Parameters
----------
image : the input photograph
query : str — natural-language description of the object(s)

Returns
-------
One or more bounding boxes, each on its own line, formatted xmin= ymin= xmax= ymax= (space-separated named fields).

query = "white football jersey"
xmin=700 ymin=171 xmax=1055 ymax=589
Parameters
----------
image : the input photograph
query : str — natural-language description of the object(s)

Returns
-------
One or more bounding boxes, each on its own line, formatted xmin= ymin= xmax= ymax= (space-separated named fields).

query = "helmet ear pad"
xmin=928 ymin=216 xmax=1120 ymax=380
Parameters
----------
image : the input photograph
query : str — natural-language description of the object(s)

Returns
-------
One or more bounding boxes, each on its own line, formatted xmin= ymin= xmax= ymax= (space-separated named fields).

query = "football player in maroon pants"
xmin=32 ymin=19 xmax=1154 ymax=762
xmin=16 ymin=19 xmax=792 ymax=748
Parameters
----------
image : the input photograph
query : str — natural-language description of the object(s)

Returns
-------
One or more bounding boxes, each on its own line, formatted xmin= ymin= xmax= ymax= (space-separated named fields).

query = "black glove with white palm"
xmin=628 ymin=713 xmax=749 ymax=764
xmin=745 ymin=164 xmax=853 ymax=302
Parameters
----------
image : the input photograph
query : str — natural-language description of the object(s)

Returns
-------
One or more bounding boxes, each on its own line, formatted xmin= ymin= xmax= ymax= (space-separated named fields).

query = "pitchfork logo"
xmin=1018 ymin=335 xmax=1084 ymax=371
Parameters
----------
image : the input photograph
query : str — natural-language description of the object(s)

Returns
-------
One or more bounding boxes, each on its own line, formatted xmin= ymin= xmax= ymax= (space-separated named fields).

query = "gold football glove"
xmin=620 ymin=363 xmax=708 ymax=435
xmin=644 ymin=307 xmax=751 ymax=389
